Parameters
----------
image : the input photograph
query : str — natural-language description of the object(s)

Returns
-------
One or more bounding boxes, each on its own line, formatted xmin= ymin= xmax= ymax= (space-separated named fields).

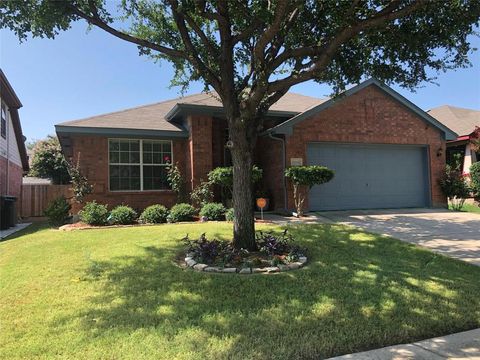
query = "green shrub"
xmin=190 ymin=180 xmax=213 ymax=207
xmin=139 ymin=204 xmax=169 ymax=224
xmin=168 ymin=203 xmax=196 ymax=223
xmin=284 ymin=165 xmax=334 ymax=216
xmin=439 ymin=154 xmax=471 ymax=210
xmin=79 ymin=201 xmax=109 ymax=225
xmin=199 ymin=202 xmax=226 ymax=221
xmin=109 ymin=205 xmax=137 ymax=225
xmin=470 ymin=162 xmax=480 ymax=197
xmin=44 ymin=196 xmax=71 ymax=227
xmin=207 ymin=166 xmax=262 ymax=204
xmin=225 ymin=208 xmax=234 ymax=221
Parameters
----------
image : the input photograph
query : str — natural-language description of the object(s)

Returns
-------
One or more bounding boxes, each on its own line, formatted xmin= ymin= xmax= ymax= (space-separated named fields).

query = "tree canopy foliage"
xmin=29 ymin=135 xmax=71 ymax=185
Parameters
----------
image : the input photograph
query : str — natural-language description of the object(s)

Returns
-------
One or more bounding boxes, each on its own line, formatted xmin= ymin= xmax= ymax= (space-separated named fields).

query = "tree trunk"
xmin=229 ymin=120 xmax=257 ymax=251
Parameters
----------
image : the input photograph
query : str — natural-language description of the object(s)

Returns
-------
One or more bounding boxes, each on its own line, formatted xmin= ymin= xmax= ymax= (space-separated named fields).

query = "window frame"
xmin=108 ymin=138 xmax=174 ymax=192
xmin=1 ymin=101 xmax=7 ymax=139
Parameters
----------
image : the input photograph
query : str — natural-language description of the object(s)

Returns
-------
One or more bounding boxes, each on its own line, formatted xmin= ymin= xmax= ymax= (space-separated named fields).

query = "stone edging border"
xmin=183 ymin=254 xmax=307 ymax=274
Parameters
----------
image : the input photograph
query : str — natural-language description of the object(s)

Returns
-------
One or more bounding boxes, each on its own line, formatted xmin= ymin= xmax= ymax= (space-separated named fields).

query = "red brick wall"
xmin=185 ymin=115 xmax=213 ymax=191
xmin=255 ymin=136 xmax=285 ymax=210
xmin=262 ymin=85 xmax=447 ymax=210
xmin=68 ymin=135 xmax=187 ymax=213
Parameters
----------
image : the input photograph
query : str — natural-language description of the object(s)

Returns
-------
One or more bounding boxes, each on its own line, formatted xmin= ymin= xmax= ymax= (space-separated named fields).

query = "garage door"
xmin=307 ymin=143 xmax=430 ymax=211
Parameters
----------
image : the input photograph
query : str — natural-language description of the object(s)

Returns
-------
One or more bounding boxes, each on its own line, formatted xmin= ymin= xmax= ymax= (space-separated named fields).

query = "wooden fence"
xmin=21 ymin=184 xmax=71 ymax=217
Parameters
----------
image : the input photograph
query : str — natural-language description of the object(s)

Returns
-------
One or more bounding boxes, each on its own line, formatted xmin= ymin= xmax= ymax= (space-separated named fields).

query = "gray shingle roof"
xmin=428 ymin=105 xmax=480 ymax=137
xmin=56 ymin=92 xmax=325 ymax=131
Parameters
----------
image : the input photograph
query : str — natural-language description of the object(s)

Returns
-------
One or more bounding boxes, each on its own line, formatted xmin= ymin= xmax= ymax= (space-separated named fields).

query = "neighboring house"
xmin=428 ymin=105 xmax=480 ymax=174
xmin=55 ymin=78 xmax=456 ymax=212
xmin=0 ymin=70 xmax=29 ymax=212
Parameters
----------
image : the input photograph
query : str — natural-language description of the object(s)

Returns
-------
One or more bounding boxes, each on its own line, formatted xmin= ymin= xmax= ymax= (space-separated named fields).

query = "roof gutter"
xmin=55 ymin=125 xmax=189 ymax=138
xmin=166 ymin=103 xmax=299 ymax=121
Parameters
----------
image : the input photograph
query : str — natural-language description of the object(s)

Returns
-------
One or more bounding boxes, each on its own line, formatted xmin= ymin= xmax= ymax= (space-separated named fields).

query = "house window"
xmin=1 ymin=102 xmax=7 ymax=139
xmin=108 ymin=139 xmax=172 ymax=191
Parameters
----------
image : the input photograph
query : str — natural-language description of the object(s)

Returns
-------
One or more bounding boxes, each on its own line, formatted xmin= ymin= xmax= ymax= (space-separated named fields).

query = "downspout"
xmin=268 ymin=132 xmax=287 ymax=210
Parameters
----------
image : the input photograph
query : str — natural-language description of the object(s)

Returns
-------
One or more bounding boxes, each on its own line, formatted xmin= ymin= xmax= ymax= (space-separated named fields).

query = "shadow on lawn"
xmin=57 ymin=224 xmax=480 ymax=359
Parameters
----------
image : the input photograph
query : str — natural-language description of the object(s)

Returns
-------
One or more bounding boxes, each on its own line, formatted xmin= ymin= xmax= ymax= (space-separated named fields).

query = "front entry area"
xmin=307 ymin=143 xmax=430 ymax=211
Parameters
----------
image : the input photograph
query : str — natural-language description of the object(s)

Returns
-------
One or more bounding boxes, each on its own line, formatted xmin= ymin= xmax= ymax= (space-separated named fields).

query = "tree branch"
xmin=68 ymin=3 xmax=186 ymax=60
xmin=268 ymin=0 xmax=426 ymax=93
xmin=166 ymin=0 xmax=222 ymax=91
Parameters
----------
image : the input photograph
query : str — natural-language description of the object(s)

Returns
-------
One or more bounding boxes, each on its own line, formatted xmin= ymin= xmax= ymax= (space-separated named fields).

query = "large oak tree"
xmin=2 ymin=0 xmax=479 ymax=249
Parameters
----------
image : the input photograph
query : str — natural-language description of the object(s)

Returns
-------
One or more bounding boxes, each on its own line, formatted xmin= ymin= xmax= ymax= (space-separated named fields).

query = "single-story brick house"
xmin=428 ymin=105 xmax=479 ymax=174
xmin=0 ymin=69 xmax=29 ymax=219
xmin=56 ymin=78 xmax=456 ymax=212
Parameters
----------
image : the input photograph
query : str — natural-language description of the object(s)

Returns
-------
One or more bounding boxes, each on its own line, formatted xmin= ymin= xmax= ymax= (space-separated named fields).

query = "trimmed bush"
xmin=471 ymin=162 xmax=480 ymax=197
xmin=199 ymin=202 xmax=226 ymax=221
xmin=79 ymin=201 xmax=109 ymax=225
xmin=109 ymin=205 xmax=137 ymax=225
xmin=168 ymin=203 xmax=196 ymax=223
xmin=285 ymin=165 xmax=334 ymax=216
xmin=225 ymin=208 xmax=234 ymax=221
xmin=139 ymin=204 xmax=169 ymax=224
xmin=44 ymin=196 xmax=71 ymax=227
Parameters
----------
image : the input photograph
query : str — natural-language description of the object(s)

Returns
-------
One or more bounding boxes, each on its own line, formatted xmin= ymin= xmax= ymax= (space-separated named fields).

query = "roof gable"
xmin=267 ymin=78 xmax=458 ymax=140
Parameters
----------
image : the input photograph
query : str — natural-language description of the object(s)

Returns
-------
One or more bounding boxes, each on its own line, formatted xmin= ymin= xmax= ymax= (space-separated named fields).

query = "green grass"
xmin=449 ymin=202 xmax=480 ymax=214
xmin=1 ymin=222 xmax=479 ymax=359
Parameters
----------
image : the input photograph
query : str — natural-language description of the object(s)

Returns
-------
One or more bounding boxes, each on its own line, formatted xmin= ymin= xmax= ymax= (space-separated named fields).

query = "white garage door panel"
xmin=307 ymin=143 xmax=430 ymax=211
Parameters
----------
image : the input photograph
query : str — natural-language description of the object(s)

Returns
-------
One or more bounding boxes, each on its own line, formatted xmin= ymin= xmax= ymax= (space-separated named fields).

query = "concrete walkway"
xmin=318 ymin=208 xmax=480 ymax=266
xmin=328 ymin=328 xmax=480 ymax=359
xmin=0 ymin=222 xmax=31 ymax=239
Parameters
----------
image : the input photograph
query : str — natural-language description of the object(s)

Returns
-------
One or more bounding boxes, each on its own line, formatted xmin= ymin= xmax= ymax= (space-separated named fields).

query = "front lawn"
xmin=449 ymin=202 xmax=480 ymax=214
xmin=1 ymin=222 xmax=479 ymax=359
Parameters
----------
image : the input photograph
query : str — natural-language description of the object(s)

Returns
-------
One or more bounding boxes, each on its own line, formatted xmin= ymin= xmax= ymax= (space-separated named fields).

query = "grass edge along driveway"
xmin=1 ymin=222 xmax=479 ymax=359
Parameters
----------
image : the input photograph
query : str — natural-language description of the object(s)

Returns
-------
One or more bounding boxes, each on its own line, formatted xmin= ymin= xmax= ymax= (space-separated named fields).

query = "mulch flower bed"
xmin=180 ymin=230 xmax=307 ymax=274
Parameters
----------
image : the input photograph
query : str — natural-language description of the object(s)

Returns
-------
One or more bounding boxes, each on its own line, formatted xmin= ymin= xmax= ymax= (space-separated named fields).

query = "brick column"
xmin=186 ymin=115 xmax=213 ymax=191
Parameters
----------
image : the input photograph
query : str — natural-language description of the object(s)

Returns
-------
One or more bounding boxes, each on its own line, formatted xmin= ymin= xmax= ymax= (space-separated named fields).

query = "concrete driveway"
xmin=319 ymin=208 xmax=480 ymax=266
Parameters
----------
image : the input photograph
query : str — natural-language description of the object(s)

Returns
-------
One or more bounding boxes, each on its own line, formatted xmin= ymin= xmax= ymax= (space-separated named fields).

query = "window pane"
xmin=110 ymin=178 xmax=120 ymax=191
xmin=143 ymin=152 xmax=152 ymax=164
xmin=130 ymin=141 xmax=140 ymax=151
xmin=143 ymin=141 xmax=152 ymax=152
xmin=152 ymin=153 xmax=162 ymax=164
xmin=130 ymin=152 xmax=140 ymax=163
xmin=153 ymin=142 xmax=162 ymax=152
xmin=120 ymin=141 xmax=130 ymax=151
xmin=110 ymin=152 xmax=119 ymax=163
xmin=162 ymin=142 xmax=171 ymax=153
xmin=109 ymin=140 xmax=119 ymax=151
xmin=110 ymin=165 xmax=120 ymax=177
xmin=120 ymin=152 xmax=130 ymax=163
xmin=110 ymin=165 xmax=140 ymax=191
xmin=143 ymin=165 xmax=170 ymax=190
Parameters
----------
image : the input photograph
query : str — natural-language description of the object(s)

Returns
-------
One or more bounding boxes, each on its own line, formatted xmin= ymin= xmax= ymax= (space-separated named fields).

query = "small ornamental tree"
xmin=285 ymin=166 xmax=334 ymax=217
xmin=67 ymin=155 xmax=93 ymax=204
xmin=439 ymin=154 xmax=471 ymax=211
xmin=166 ymin=162 xmax=185 ymax=202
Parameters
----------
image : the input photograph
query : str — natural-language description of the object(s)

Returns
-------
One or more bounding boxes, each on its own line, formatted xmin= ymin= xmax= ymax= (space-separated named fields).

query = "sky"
xmin=1 ymin=20 xmax=479 ymax=143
